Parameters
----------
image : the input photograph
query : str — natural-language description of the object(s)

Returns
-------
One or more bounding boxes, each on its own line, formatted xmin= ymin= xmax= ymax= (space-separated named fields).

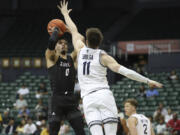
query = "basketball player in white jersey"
xmin=124 ymin=98 xmax=155 ymax=135
xmin=58 ymin=1 xmax=162 ymax=135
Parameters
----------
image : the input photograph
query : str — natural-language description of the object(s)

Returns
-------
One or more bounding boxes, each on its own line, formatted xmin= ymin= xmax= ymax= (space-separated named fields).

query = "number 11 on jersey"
xmin=83 ymin=62 xmax=91 ymax=75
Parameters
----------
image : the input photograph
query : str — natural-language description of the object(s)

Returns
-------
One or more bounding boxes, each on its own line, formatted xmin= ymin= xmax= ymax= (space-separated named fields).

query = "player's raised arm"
xmin=45 ymin=27 xmax=60 ymax=68
xmin=57 ymin=0 xmax=85 ymax=51
xmin=100 ymin=53 xmax=163 ymax=88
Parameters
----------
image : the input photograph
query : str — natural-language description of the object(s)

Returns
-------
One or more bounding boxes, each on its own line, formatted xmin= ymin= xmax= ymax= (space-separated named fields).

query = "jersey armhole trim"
xmin=99 ymin=51 xmax=107 ymax=68
xmin=47 ymin=56 xmax=60 ymax=69
xmin=130 ymin=116 xmax=138 ymax=127
xmin=77 ymin=49 xmax=82 ymax=62
xmin=68 ymin=55 xmax=74 ymax=63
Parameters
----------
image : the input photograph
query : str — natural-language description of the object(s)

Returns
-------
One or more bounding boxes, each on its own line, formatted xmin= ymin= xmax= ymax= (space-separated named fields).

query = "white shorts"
xmin=82 ymin=89 xmax=118 ymax=128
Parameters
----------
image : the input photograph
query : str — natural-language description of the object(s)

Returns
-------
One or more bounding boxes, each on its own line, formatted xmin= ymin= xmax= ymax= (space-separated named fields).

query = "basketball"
xmin=47 ymin=19 xmax=67 ymax=37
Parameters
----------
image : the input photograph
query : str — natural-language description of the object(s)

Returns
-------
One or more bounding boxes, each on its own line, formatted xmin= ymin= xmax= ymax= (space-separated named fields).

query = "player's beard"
xmin=61 ymin=50 xmax=66 ymax=55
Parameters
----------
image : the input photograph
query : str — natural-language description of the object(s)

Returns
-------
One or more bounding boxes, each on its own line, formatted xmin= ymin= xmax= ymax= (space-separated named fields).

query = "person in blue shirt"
xmin=146 ymin=85 xmax=159 ymax=98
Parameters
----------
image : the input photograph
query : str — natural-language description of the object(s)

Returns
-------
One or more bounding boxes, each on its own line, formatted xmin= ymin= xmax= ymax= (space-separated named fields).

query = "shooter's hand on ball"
xmin=48 ymin=26 xmax=59 ymax=33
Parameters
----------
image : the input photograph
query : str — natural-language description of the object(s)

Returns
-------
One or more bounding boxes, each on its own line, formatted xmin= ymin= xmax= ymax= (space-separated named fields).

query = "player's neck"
xmin=130 ymin=111 xmax=137 ymax=116
xmin=87 ymin=45 xmax=98 ymax=49
xmin=59 ymin=54 xmax=67 ymax=59
xmin=56 ymin=52 xmax=67 ymax=60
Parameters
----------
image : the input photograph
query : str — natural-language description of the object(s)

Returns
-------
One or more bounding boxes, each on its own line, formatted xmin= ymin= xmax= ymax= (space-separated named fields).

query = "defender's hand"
xmin=57 ymin=0 xmax=72 ymax=15
xmin=148 ymin=80 xmax=163 ymax=88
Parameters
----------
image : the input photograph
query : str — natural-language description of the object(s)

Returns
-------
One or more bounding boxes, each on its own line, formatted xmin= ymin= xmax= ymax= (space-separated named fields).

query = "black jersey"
xmin=48 ymin=55 xmax=76 ymax=96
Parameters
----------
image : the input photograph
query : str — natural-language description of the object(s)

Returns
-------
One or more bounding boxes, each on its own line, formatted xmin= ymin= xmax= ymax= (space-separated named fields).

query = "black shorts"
xmin=48 ymin=95 xmax=81 ymax=122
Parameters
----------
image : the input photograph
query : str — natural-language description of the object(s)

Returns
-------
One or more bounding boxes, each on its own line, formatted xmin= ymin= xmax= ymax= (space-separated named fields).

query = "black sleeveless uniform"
xmin=48 ymin=55 xmax=77 ymax=107
xmin=48 ymin=55 xmax=85 ymax=135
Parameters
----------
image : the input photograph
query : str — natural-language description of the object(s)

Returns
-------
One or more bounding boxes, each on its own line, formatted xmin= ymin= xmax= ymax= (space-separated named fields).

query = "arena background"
xmin=0 ymin=0 xmax=180 ymax=135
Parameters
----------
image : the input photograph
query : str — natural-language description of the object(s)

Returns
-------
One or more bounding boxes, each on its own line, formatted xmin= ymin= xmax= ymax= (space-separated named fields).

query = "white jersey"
xmin=78 ymin=46 xmax=109 ymax=97
xmin=130 ymin=114 xmax=151 ymax=135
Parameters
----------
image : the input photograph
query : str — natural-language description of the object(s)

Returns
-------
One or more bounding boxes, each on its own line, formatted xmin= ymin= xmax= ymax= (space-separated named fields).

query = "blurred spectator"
xmin=36 ymin=83 xmax=48 ymax=99
xmin=16 ymin=119 xmax=26 ymax=134
xmin=156 ymin=117 xmax=167 ymax=135
xmin=15 ymin=95 xmax=28 ymax=110
xmin=35 ymin=121 xmax=42 ymax=135
xmin=40 ymin=125 xmax=49 ymax=135
xmin=133 ymin=56 xmax=147 ymax=76
xmin=17 ymin=106 xmax=30 ymax=119
xmin=0 ymin=73 xmax=2 ymax=82
xmin=24 ymin=118 xmax=37 ymax=135
xmin=58 ymin=121 xmax=70 ymax=135
xmin=117 ymin=107 xmax=124 ymax=119
xmin=168 ymin=70 xmax=178 ymax=80
xmin=2 ymin=110 xmax=11 ymax=129
xmin=165 ymin=108 xmax=173 ymax=123
xmin=5 ymin=118 xmax=17 ymax=135
xmin=146 ymin=85 xmax=159 ymax=98
xmin=40 ymin=120 xmax=46 ymax=128
xmin=35 ymin=99 xmax=47 ymax=120
xmin=0 ymin=113 xmax=2 ymax=133
xmin=167 ymin=113 xmax=180 ymax=135
xmin=158 ymin=103 xmax=168 ymax=116
xmin=148 ymin=116 xmax=156 ymax=130
xmin=136 ymin=85 xmax=146 ymax=98
xmin=154 ymin=107 xmax=164 ymax=123
xmin=35 ymin=99 xmax=44 ymax=111
xmin=136 ymin=66 xmax=145 ymax=76
xmin=17 ymin=85 xmax=29 ymax=96
xmin=13 ymin=131 xmax=18 ymax=135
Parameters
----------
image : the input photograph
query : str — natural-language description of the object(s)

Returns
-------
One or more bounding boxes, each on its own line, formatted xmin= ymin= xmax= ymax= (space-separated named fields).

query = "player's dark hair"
xmin=58 ymin=32 xmax=69 ymax=43
xmin=57 ymin=38 xmax=68 ymax=45
xmin=124 ymin=98 xmax=138 ymax=108
xmin=86 ymin=28 xmax=103 ymax=49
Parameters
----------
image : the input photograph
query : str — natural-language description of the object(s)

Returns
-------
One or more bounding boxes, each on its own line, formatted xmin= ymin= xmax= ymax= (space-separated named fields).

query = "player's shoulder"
xmin=128 ymin=115 xmax=137 ymax=122
xmin=127 ymin=116 xmax=137 ymax=126
xmin=139 ymin=113 xmax=148 ymax=119
xmin=134 ymin=114 xmax=150 ymax=123
xmin=98 ymin=49 xmax=107 ymax=54
xmin=82 ymin=45 xmax=87 ymax=49
xmin=67 ymin=54 xmax=73 ymax=61
xmin=134 ymin=114 xmax=147 ymax=118
xmin=79 ymin=45 xmax=87 ymax=52
xmin=130 ymin=113 xmax=143 ymax=120
xmin=132 ymin=113 xmax=144 ymax=117
xmin=98 ymin=49 xmax=108 ymax=60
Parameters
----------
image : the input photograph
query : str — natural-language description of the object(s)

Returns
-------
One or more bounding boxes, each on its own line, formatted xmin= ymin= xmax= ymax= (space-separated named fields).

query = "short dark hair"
xmin=57 ymin=32 xmax=69 ymax=44
xmin=124 ymin=98 xmax=138 ymax=108
xmin=86 ymin=28 xmax=103 ymax=49
xmin=57 ymin=38 xmax=68 ymax=45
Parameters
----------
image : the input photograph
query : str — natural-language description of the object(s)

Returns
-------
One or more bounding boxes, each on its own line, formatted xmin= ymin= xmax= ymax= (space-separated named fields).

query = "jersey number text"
xmin=143 ymin=124 xmax=147 ymax=135
xmin=66 ymin=68 xmax=69 ymax=76
xmin=83 ymin=62 xmax=91 ymax=75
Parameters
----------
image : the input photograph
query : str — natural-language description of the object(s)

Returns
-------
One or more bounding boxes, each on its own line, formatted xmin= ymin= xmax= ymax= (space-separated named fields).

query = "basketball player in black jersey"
xmin=46 ymin=24 xmax=85 ymax=135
